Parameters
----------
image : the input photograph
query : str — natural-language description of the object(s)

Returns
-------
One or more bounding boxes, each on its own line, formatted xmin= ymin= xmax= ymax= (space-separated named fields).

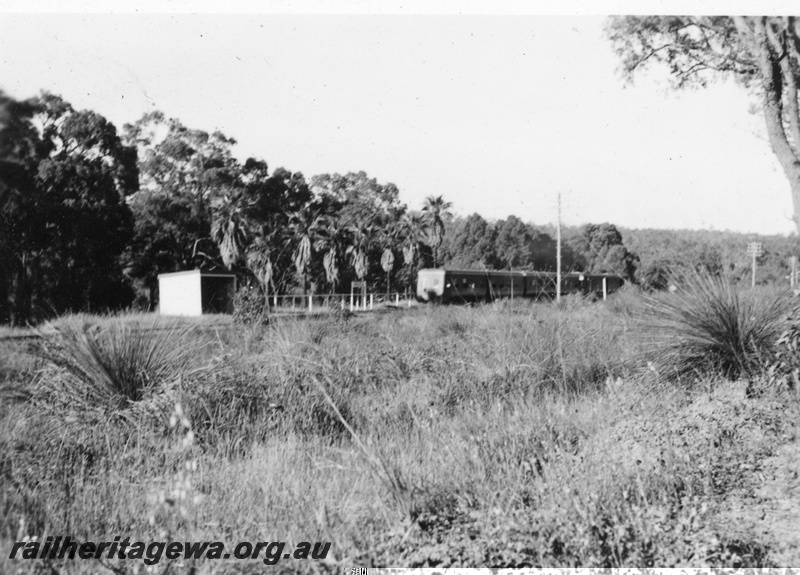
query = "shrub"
xmin=232 ymin=284 xmax=270 ymax=327
xmin=766 ymin=321 xmax=800 ymax=392
xmin=642 ymin=271 xmax=793 ymax=381
xmin=34 ymin=314 xmax=192 ymax=410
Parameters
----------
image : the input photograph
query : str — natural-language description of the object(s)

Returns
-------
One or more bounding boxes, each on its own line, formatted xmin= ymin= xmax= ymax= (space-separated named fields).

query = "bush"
xmin=642 ymin=271 xmax=793 ymax=381
xmin=33 ymin=314 xmax=192 ymax=410
xmin=233 ymin=284 xmax=270 ymax=327
xmin=766 ymin=321 xmax=800 ymax=392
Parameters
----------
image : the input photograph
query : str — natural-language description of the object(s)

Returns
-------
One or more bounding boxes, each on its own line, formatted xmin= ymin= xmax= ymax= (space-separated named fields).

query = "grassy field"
xmin=2 ymin=278 xmax=800 ymax=572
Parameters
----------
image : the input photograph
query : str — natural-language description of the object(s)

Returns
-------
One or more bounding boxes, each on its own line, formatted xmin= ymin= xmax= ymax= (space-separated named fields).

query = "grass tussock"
xmin=31 ymin=314 xmax=196 ymax=411
xmin=642 ymin=272 xmax=794 ymax=382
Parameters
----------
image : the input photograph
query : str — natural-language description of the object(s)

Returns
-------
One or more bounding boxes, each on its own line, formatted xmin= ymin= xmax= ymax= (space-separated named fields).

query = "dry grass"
xmin=1 ymin=291 xmax=798 ymax=572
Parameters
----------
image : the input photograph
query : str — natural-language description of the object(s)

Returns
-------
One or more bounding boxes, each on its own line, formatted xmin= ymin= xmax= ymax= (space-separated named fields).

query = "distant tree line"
xmin=2 ymin=88 xmax=796 ymax=325
xmin=440 ymin=215 xmax=639 ymax=279
xmin=623 ymin=228 xmax=800 ymax=291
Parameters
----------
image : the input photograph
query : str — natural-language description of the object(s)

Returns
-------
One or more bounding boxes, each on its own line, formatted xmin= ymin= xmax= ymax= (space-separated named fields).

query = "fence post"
xmin=370 ymin=294 xmax=373 ymax=310
xmin=309 ymin=295 xmax=313 ymax=313
xmin=602 ymin=277 xmax=607 ymax=301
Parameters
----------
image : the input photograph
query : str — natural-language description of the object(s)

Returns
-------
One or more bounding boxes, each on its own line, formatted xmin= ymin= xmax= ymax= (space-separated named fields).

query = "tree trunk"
xmin=0 ymin=263 xmax=9 ymax=324
xmin=13 ymin=254 xmax=31 ymax=325
xmin=743 ymin=17 xmax=800 ymax=232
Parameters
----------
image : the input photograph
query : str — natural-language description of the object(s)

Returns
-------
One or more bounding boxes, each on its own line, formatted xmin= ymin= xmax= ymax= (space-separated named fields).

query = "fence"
xmin=266 ymin=292 xmax=416 ymax=314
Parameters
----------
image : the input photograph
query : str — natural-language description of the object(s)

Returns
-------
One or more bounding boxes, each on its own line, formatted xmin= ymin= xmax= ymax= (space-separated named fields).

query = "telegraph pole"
xmin=747 ymin=241 xmax=762 ymax=288
xmin=556 ymin=192 xmax=562 ymax=303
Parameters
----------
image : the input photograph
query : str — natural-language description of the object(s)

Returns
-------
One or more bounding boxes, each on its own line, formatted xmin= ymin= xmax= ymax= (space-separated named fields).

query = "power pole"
xmin=556 ymin=192 xmax=562 ymax=303
xmin=747 ymin=241 xmax=762 ymax=288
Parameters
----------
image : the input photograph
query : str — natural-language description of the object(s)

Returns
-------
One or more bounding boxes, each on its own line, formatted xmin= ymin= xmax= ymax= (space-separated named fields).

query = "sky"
xmin=0 ymin=1 xmax=796 ymax=235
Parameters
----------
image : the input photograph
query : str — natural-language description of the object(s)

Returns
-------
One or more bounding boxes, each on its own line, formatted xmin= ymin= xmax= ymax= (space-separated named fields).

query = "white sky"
xmin=1 ymin=1 xmax=797 ymax=235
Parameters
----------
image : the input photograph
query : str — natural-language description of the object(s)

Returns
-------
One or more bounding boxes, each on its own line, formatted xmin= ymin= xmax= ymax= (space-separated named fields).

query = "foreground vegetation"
xmin=2 ymin=281 xmax=800 ymax=572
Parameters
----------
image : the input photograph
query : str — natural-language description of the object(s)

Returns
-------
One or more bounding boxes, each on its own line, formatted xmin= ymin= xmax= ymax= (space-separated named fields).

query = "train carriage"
xmin=416 ymin=269 xmax=624 ymax=303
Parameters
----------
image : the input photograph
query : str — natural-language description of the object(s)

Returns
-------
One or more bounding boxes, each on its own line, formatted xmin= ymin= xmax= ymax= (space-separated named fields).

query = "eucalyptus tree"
xmin=123 ymin=111 xmax=239 ymax=305
xmin=1 ymin=91 xmax=138 ymax=322
xmin=422 ymin=195 xmax=453 ymax=268
xmin=570 ymin=223 xmax=639 ymax=281
xmin=607 ymin=16 xmax=800 ymax=232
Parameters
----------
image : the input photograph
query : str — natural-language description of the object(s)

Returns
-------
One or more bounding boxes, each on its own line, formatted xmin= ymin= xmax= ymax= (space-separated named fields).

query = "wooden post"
xmin=369 ymin=294 xmax=373 ymax=310
xmin=602 ymin=277 xmax=607 ymax=301
xmin=747 ymin=242 xmax=762 ymax=288
xmin=309 ymin=295 xmax=313 ymax=313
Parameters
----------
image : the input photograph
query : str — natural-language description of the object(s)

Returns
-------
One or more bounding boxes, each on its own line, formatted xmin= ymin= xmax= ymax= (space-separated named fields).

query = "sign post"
xmin=747 ymin=242 xmax=763 ymax=288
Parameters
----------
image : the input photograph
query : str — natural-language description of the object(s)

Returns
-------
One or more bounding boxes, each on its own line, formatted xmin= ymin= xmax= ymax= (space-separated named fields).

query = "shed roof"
xmin=158 ymin=269 xmax=236 ymax=279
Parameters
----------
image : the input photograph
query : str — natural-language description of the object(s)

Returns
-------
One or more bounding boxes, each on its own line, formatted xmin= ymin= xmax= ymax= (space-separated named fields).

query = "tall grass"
xmin=642 ymin=272 xmax=793 ymax=381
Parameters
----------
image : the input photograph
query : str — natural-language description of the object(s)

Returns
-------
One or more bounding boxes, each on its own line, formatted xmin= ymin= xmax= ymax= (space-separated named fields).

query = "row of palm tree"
xmin=211 ymin=193 xmax=452 ymax=301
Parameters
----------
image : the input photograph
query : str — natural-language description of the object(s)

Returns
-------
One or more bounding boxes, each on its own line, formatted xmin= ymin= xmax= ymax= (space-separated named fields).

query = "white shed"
xmin=158 ymin=270 xmax=237 ymax=316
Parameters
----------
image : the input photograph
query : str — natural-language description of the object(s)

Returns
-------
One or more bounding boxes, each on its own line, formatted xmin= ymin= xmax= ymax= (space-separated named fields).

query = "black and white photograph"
xmin=2 ymin=0 xmax=800 ymax=571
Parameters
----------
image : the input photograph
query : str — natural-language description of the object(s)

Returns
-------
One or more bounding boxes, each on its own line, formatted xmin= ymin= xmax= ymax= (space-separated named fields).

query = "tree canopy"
xmin=607 ymin=16 xmax=800 ymax=232
xmin=1 ymin=91 xmax=138 ymax=323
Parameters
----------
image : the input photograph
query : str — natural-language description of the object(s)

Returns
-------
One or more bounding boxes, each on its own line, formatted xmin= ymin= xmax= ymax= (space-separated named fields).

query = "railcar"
xmin=416 ymin=269 xmax=624 ymax=303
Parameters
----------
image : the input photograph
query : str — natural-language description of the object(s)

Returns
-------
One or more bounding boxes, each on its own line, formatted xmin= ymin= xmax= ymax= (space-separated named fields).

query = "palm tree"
xmin=211 ymin=192 xmax=248 ymax=268
xmin=320 ymin=216 xmax=347 ymax=294
xmin=244 ymin=233 xmax=278 ymax=307
xmin=380 ymin=223 xmax=400 ymax=297
xmin=346 ymin=221 xmax=374 ymax=282
xmin=400 ymin=212 xmax=425 ymax=269
xmin=422 ymin=195 xmax=452 ymax=268
xmin=242 ymin=211 xmax=287 ymax=306
xmin=288 ymin=206 xmax=325 ymax=295
xmin=246 ymin=236 xmax=271 ymax=288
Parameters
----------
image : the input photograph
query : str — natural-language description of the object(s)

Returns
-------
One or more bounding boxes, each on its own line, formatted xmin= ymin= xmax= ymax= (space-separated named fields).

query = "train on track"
xmin=416 ymin=269 xmax=625 ymax=303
